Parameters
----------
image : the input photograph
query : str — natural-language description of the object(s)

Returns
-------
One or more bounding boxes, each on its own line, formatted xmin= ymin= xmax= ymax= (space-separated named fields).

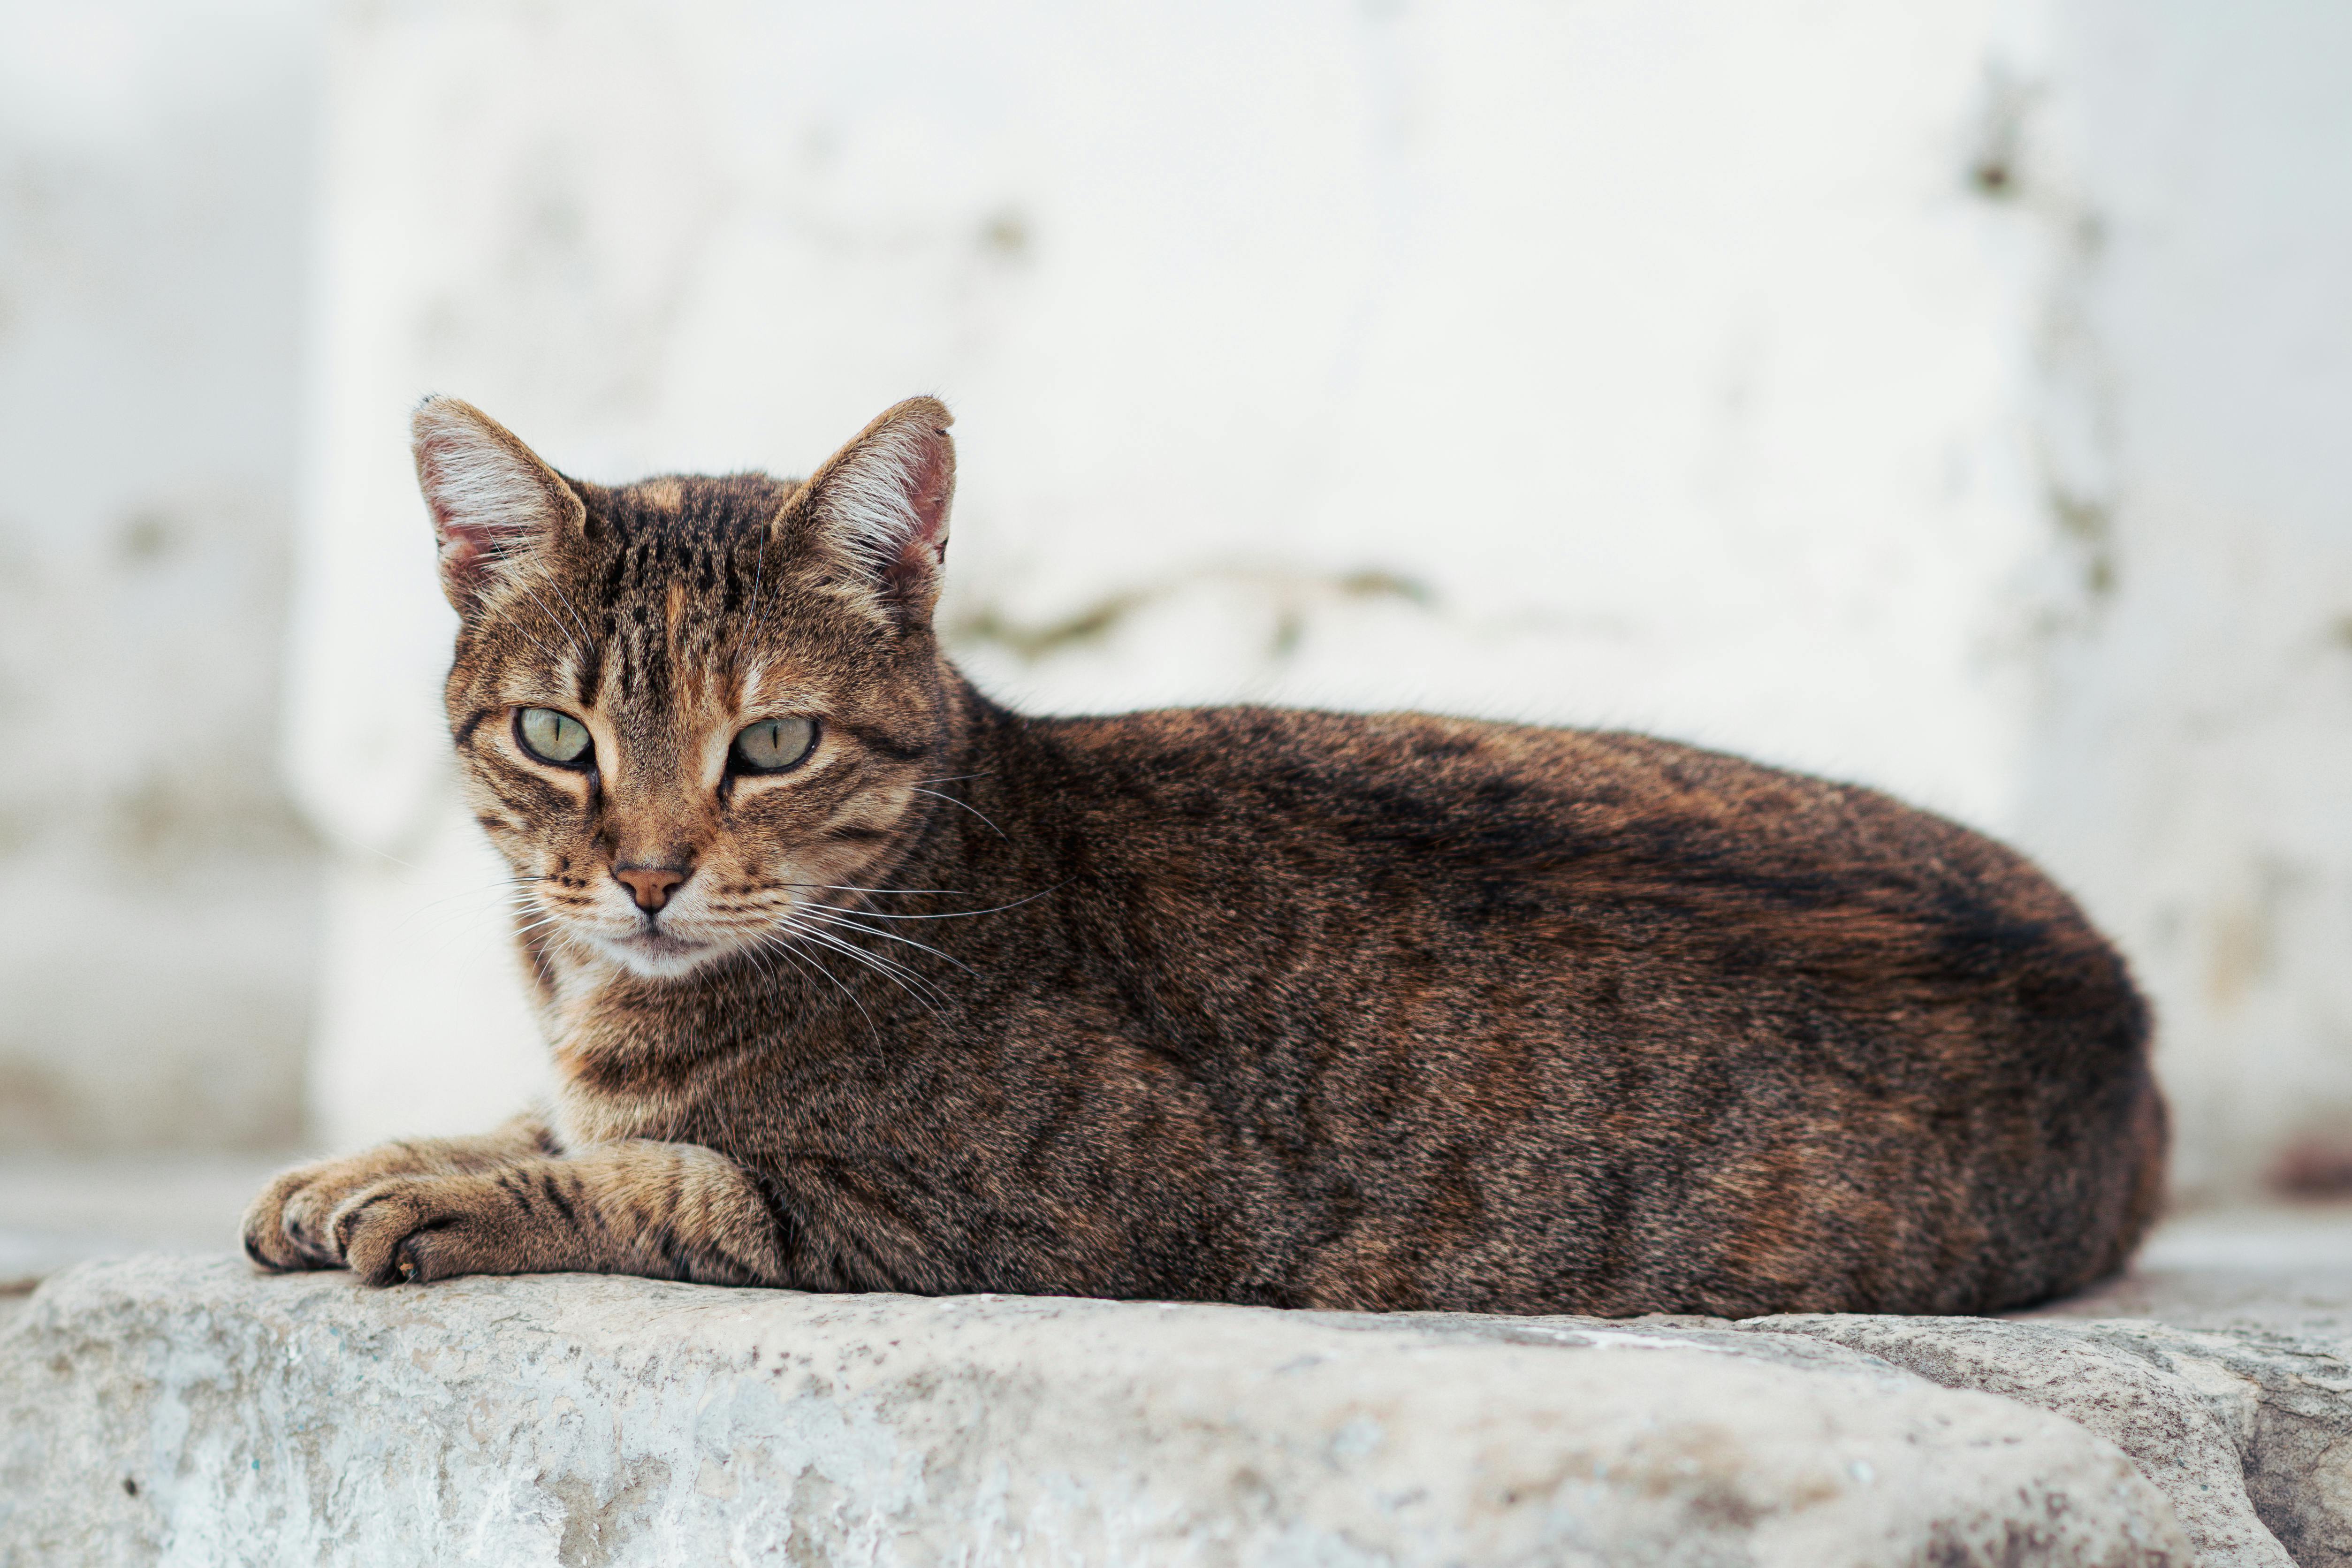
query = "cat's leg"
xmin=242 ymin=1110 xmax=556 ymax=1272
xmin=325 ymin=1140 xmax=789 ymax=1288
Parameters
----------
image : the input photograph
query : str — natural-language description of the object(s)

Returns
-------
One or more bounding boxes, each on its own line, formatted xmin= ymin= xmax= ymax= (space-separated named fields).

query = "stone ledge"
xmin=3 ymin=1259 xmax=2345 ymax=1567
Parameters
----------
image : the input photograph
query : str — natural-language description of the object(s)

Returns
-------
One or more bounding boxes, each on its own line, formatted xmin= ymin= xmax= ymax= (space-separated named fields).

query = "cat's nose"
xmin=613 ymin=864 xmax=689 ymax=912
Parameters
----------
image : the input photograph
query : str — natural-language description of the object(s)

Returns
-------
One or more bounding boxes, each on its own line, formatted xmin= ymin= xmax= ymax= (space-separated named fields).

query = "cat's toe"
xmin=241 ymin=1169 xmax=340 ymax=1272
xmin=277 ymin=1184 xmax=350 ymax=1266
xmin=330 ymin=1180 xmax=420 ymax=1286
xmin=390 ymin=1225 xmax=455 ymax=1285
xmin=333 ymin=1179 xmax=488 ymax=1286
xmin=240 ymin=1210 xmax=297 ymax=1271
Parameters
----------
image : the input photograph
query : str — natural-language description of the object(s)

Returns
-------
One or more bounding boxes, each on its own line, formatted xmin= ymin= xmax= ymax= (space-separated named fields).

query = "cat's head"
xmin=415 ymin=395 xmax=961 ymax=982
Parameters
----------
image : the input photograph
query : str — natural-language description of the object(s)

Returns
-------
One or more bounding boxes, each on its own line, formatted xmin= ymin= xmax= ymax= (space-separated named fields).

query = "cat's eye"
xmin=731 ymin=716 xmax=817 ymax=775
xmin=516 ymin=707 xmax=594 ymax=768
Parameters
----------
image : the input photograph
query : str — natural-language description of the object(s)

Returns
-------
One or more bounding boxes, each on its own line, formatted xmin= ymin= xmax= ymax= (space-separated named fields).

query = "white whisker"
xmin=776 ymin=915 xmax=953 ymax=1013
xmin=513 ymin=577 xmax=586 ymax=670
xmin=754 ymin=930 xmax=883 ymax=1045
xmin=788 ymin=884 xmax=1065 ymax=922
xmin=779 ymin=915 xmax=944 ymax=998
xmin=792 ymin=903 xmax=979 ymax=976
xmin=532 ymin=562 xmax=598 ymax=659
xmin=908 ymin=786 xmax=1009 ymax=840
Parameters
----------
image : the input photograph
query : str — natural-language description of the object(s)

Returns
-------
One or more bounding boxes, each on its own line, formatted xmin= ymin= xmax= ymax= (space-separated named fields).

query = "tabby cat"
xmin=243 ymin=395 xmax=2167 ymax=1317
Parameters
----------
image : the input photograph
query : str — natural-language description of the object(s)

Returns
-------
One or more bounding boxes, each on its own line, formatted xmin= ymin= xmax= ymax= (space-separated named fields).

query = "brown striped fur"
xmin=243 ymin=395 xmax=2168 ymax=1315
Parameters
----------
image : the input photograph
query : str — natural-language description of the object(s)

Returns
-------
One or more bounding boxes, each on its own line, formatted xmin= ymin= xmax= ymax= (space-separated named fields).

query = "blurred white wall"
xmin=2017 ymin=0 xmax=2352 ymax=1197
xmin=293 ymin=0 xmax=2053 ymax=1149
xmin=0 ymin=0 xmax=322 ymax=1151
xmin=0 ymin=0 xmax=2331 ymax=1201
xmin=25 ymin=0 xmax=2326 ymax=1202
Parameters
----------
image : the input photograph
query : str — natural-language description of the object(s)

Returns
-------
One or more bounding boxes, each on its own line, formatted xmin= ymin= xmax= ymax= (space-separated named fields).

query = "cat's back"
xmin=1012 ymin=701 xmax=2148 ymax=1163
xmin=997 ymin=703 xmax=2163 ymax=1314
xmin=1017 ymin=703 xmax=2070 ymax=939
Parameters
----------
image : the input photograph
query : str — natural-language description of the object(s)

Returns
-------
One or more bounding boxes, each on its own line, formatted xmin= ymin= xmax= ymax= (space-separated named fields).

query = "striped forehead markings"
xmin=569 ymin=482 xmax=806 ymax=705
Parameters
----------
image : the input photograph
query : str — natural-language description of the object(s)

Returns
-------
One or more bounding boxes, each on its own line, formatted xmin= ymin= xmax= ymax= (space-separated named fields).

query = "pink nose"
xmin=613 ymin=865 xmax=687 ymax=912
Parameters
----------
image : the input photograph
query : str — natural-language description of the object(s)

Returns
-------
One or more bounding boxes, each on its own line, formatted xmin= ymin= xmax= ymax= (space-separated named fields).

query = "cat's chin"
xmin=589 ymin=928 xmax=731 ymax=982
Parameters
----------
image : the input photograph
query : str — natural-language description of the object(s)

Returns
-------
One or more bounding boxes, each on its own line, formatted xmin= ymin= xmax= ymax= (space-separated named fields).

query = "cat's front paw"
xmin=329 ymin=1176 xmax=524 ymax=1287
xmin=243 ymin=1146 xmax=443 ymax=1272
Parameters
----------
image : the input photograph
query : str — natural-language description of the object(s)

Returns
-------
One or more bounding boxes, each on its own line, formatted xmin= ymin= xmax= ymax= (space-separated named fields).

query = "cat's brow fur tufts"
xmin=244 ymin=395 xmax=2169 ymax=1318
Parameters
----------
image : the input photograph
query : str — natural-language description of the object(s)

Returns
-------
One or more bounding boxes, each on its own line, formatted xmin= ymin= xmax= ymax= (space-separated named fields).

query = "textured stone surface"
xmin=0 ymin=1257 xmax=2193 ymax=1568
xmin=1995 ymin=1225 xmax=2352 ymax=1568
xmin=1751 ymin=1315 xmax=2352 ymax=1568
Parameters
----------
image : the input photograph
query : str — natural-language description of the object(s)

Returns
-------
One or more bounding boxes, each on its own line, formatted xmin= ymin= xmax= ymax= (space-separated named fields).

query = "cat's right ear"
xmin=411 ymin=396 xmax=586 ymax=615
xmin=787 ymin=396 xmax=956 ymax=627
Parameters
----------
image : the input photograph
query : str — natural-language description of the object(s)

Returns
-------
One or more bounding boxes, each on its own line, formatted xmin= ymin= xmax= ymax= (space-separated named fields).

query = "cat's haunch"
xmin=244 ymin=395 xmax=2166 ymax=1317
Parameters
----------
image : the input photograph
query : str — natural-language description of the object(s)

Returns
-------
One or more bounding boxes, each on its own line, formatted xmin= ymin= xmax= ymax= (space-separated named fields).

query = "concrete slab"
xmin=1 ymin=1258 xmax=2191 ymax=1568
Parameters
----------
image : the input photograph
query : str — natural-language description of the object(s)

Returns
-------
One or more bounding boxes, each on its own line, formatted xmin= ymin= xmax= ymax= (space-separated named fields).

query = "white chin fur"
xmin=586 ymin=928 xmax=735 ymax=981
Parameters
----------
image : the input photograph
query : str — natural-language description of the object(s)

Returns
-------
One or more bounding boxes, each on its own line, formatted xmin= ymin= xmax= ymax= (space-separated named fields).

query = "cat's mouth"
xmin=595 ymin=922 xmax=724 ymax=979
xmin=616 ymin=927 xmax=708 ymax=957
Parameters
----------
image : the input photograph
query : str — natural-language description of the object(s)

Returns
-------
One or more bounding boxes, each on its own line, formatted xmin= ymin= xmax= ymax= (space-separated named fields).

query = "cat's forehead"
xmin=578 ymin=471 xmax=808 ymax=620
xmin=545 ymin=470 xmax=858 ymax=721
xmin=592 ymin=471 xmax=802 ymax=539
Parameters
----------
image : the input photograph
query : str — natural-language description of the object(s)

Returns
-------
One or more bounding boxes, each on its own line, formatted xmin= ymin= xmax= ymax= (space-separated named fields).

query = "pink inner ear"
xmin=881 ymin=431 xmax=953 ymax=597
xmin=436 ymin=526 xmax=490 ymax=580
xmin=904 ymin=434 xmax=952 ymax=549
xmin=419 ymin=450 xmax=469 ymax=566
xmin=417 ymin=434 xmax=527 ymax=589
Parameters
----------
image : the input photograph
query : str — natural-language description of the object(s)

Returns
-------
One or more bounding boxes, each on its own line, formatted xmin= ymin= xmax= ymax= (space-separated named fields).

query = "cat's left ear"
xmin=411 ymin=395 xmax=587 ymax=615
xmin=789 ymin=397 xmax=956 ymax=625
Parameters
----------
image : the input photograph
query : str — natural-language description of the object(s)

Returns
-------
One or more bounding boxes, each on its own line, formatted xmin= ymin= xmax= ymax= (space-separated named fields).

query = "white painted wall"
xmin=267 ymin=0 xmax=2352 ymax=1200
xmin=2012 ymin=0 xmax=2352 ymax=1195
xmin=293 ymin=0 xmax=2052 ymax=1149
xmin=0 ymin=0 xmax=322 ymax=1151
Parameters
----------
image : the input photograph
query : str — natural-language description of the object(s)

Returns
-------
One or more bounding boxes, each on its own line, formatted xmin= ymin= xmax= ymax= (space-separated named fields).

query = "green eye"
xmin=731 ymin=716 xmax=816 ymax=774
xmin=516 ymin=707 xmax=593 ymax=767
